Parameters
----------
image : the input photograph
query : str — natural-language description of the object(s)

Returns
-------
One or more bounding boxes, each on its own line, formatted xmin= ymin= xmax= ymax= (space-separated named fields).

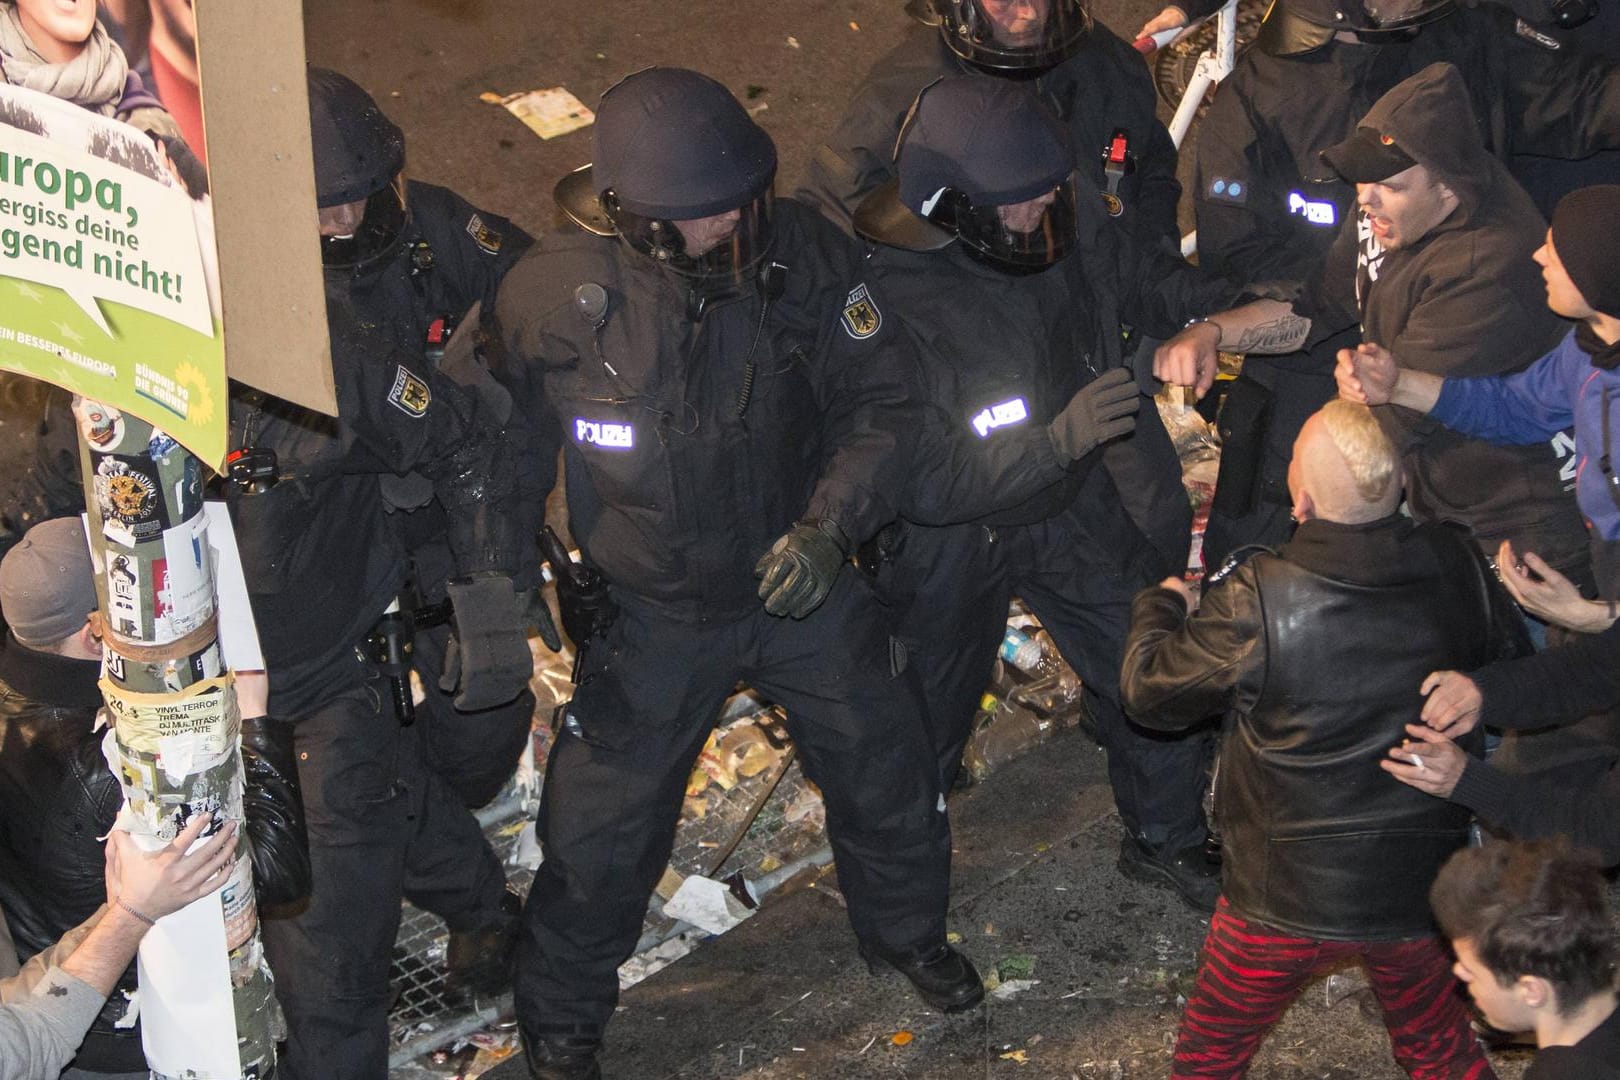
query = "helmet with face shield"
xmin=554 ymin=67 xmax=777 ymax=296
xmin=918 ymin=0 xmax=1092 ymax=76
xmin=307 ymin=67 xmax=408 ymax=270
xmin=856 ymin=77 xmax=1078 ymax=275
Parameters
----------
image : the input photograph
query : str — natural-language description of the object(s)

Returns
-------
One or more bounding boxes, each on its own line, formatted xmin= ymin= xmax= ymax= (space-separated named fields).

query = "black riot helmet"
xmin=915 ymin=0 xmax=1092 ymax=76
xmin=1255 ymin=0 xmax=1455 ymax=56
xmin=555 ymin=67 xmax=777 ymax=293
xmin=856 ymin=77 xmax=1078 ymax=275
xmin=308 ymin=66 xmax=408 ymax=270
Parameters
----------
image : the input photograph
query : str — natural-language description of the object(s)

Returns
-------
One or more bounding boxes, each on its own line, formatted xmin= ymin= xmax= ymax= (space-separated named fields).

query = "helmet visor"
xmin=611 ymin=188 xmax=775 ymax=291
xmin=938 ymin=0 xmax=1090 ymax=73
xmin=320 ymin=174 xmax=407 ymax=269
xmin=956 ymin=177 xmax=1078 ymax=273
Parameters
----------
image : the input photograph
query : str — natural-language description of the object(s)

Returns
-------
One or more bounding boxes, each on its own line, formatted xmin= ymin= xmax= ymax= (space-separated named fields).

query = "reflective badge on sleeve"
xmin=1287 ymin=191 xmax=1337 ymax=226
xmin=841 ymin=283 xmax=882 ymax=340
xmin=466 ymin=213 xmax=505 ymax=254
xmin=388 ymin=366 xmax=432 ymax=417
xmin=574 ymin=418 xmax=634 ymax=450
xmin=970 ymin=397 xmax=1029 ymax=437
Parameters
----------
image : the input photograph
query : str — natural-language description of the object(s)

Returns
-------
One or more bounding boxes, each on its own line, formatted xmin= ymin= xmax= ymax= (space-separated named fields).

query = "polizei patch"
xmin=841 ymin=283 xmax=881 ymax=340
xmin=465 ymin=213 xmax=505 ymax=254
xmin=388 ymin=365 xmax=432 ymax=417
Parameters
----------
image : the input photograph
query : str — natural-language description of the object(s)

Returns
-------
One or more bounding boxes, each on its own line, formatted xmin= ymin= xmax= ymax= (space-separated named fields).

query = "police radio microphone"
xmin=574 ymin=283 xmax=609 ymax=328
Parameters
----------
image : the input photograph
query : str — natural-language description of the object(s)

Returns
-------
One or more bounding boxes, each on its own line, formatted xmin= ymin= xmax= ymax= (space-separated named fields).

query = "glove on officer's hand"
xmin=754 ymin=519 xmax=850 ymax=619
xmin=1046 ymin=367 xmax=1140 ymax=462
xmin=441 ymin=573 xmax=539 ymax=711
xmin=240 ymin=715 xmax=311 ymax=906
xmin=521 ymin=588 xmax=563 ymax=653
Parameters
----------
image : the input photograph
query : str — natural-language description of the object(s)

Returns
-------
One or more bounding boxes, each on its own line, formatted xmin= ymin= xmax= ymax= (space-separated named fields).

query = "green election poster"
xmin=0 ymin=82 xmax=225 ymax=466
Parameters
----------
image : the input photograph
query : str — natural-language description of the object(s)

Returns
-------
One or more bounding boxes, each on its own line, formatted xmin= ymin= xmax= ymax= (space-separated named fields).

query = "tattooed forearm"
xmin=1228 ymin=314 xmax=1312 ymax=355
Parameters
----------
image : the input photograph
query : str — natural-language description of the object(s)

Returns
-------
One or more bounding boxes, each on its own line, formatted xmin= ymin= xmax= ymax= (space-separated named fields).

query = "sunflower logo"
xmin=173 ymin=360 xmax=216 ymax=426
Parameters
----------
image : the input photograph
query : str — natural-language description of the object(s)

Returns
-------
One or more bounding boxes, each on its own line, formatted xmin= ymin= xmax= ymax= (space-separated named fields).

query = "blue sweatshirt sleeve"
xmin=1428 ymin=333 xmax=1581 ymax=446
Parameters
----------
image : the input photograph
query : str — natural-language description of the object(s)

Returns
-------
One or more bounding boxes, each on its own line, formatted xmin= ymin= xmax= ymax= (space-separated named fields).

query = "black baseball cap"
xmin=1320 ymin=126 xmax=1418 ymax=184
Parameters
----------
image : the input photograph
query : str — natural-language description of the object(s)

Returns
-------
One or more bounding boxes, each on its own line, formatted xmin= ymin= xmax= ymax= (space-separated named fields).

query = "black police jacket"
xmin=1193 ymin=4 xmax=1620 ymax=288
xmin=339 ymin=181 xmax=531 ymax=349
xmin=798 ymin=22 xmax=1182 ymax=251
xmin=226 ymin=281 xmax=519 ymax=716
xmin=1121 ymin=516 xmax=1528 ymax=939
xmin=0 ymin=636 xmax=146 ymax=1071
xmin=867 ymin=189 xmax=1238 ymax=534
xmin=493 ymin=200 xmax=917 ymax=621
xmin=333 ymin=182 xmax=534 ymax=573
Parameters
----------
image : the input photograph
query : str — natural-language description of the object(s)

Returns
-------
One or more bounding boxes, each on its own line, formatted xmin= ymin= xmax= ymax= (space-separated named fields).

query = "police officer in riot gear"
xmin=800 ymin=0 xmax=1197 ymax=604
xmin=1182 ymin=0 xmax=1620 ymax=575
xmin=853 ymin=77 xmax=1240 ymax=911
xmin=236 ymin=69 xmax=547 ymax=1080
xmin=801 ymin=0 xmax=1181 ymax=250
xmin=496 ymin=67 xmax=979 ymax=1080
xmin=309 ymin=66 xmax=543 ymax=790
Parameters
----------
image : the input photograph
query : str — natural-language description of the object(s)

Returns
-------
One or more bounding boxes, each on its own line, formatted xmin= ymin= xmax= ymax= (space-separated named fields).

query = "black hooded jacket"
xmin=1193 ymin=4 xmax=1620 ymax=290
xmin=1301 ymin=63 xmax=1592 ymax=582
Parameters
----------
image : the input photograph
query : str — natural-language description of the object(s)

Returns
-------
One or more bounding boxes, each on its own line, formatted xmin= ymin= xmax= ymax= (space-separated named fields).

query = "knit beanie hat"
xmin=1550 ymin=186 xmax=1620 ymax=320
xmin=0 ymin=517 xmax=97 ymax=648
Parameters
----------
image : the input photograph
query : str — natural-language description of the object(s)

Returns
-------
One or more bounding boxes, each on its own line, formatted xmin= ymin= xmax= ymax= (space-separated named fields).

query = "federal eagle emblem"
xmin=388 ymin=366 xmax=432 ymax=417
xmin=841 ymin=283 xmax=882 ymax=340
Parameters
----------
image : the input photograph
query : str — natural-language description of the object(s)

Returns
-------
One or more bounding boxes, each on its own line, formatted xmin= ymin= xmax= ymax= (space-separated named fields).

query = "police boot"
xmin=859 ymin=940 xmax=985 ymax=1013
xmin=445 ymin=887 xmax=523 ymax=994
xmin=522 ymin=1032 xmax=602 ymax=1080
xmin=1117 ymin=836 xmax=1220 ymax=914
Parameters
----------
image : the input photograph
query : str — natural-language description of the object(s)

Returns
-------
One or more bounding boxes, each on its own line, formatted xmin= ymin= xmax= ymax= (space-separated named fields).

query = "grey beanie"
xmin=0 ymin=518 xmax=97 ymax=648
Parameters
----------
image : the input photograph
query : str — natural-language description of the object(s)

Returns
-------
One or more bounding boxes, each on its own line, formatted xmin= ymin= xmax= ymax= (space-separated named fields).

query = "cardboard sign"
xmin=195 ymin=2 xmax=336 ymax=420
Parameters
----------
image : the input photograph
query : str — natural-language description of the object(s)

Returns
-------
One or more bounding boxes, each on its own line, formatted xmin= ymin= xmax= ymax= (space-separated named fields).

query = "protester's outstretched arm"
xmin=0 ymin=816 xmax=235 ymax=1080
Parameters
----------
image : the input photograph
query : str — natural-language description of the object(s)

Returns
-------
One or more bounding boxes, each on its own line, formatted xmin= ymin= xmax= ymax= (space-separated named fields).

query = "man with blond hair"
xmin=1121 ymin=399 xmax=1528 ymax=1078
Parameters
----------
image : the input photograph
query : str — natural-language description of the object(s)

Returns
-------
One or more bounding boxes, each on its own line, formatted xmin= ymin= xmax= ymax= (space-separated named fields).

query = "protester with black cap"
xmin=493 ymin=66 xmax=978 ymax=1080
xmin=851 ymin=76 xmax=1239 ymax=911
xmin=1341 ymin=184 xmax=1620 ymax=615
xmin=229 ymin=68 xmax=548 ymax=1080
xmin=1159 ymin=63 xmax=1591 ymax=592
xmin=1167 ymin=0 xmax=1620 ymax=581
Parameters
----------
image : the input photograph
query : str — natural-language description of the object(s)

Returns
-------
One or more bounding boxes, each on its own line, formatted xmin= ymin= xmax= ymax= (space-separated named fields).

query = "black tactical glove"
xmin=441 ymin=572 xmax=554 ymax=711
xmin=240 ymin=715 xmax=311 ymax=906
xmin=754 ymin=519 xmax=850 ymax=619
xmin=1046 ymin=367 xmax=1140 ymax=462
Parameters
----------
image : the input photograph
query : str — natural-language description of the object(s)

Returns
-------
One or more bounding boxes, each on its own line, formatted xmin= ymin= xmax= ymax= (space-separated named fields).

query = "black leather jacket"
xmin=1121 ymin=516 xmax=1529 ymax=939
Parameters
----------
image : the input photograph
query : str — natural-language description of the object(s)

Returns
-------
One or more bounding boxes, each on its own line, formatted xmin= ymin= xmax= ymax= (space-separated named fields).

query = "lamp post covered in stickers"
xmin=74 ymin=396 xmax=306 ymax=1080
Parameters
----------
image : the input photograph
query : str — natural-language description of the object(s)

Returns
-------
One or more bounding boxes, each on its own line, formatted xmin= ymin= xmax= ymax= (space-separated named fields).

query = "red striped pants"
xmin=1172 ymin=899 xmax=1496 ymax=1080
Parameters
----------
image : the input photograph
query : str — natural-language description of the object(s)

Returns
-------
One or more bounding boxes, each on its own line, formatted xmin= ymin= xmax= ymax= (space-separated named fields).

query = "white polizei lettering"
xmin=574 ymin=418 xmax=634 ymax=449
xmin=970 ymin=397 xmax=1029 ymax=438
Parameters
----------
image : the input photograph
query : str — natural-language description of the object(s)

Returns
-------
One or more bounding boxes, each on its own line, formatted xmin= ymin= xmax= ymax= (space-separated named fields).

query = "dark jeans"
xmin=515 ymin=571 xmax=950 ymax=1043
xmin=261 ymin=661 xmax=509 ymax=1080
